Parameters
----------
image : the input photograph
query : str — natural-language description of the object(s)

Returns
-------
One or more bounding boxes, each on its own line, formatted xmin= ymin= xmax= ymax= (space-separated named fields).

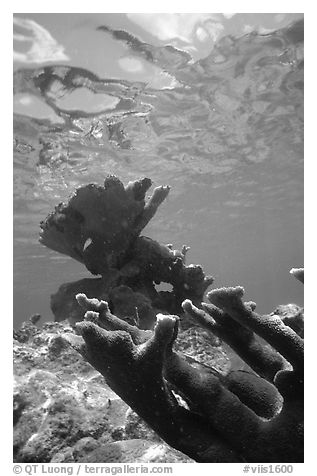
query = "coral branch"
xmin=76 ymin=293 xmax=151 ymax=345
xmin=64 ymin=300 xmax=241 ymax=462
xmin=290 ymin=267 xmax=304 ymax=284
xmin=207 ymin=286 xmax=303 ymax=373
xmin=132 ymin=185 xmax=171 ymax=235
xmin=63 ymin=277 xmax=303 ymax=463
xmin=182 ymin=299 xmax=286 ymax=381
xmin=40 ymin=176 xmax=169 ymax=275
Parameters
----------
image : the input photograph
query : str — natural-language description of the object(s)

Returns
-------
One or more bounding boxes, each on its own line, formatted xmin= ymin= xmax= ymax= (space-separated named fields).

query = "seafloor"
xmin=14 ymin=318 xmax=206 ymax=463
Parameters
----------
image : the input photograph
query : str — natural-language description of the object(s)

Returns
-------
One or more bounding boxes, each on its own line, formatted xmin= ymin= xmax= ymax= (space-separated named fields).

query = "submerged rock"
xmin=13 ymin=320 xmax=194 ymax=463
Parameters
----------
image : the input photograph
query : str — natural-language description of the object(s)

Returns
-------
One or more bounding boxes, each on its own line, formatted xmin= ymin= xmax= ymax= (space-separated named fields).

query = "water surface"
xmin=13 ymin=13 xmax=304 ymax=326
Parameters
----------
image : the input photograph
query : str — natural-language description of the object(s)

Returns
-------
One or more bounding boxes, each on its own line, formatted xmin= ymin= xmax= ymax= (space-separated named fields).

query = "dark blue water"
xmin=13 ymin=13 xmax=304 ymax=326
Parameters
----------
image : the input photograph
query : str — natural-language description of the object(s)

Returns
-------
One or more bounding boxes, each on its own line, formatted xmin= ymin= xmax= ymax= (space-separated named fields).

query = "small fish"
xmin=83 ymin=237 xmax=93 ymax=251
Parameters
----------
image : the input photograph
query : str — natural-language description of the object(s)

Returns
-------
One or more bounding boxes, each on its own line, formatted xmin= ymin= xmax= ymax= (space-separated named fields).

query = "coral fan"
xmin=40 ymin=175 xmax=169 ymax=275
xmin=38 ymin=175 xmax=303 ymax=462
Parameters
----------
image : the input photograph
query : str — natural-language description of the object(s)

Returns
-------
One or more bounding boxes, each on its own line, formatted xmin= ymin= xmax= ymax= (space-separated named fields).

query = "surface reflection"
xmin=13 ymin=14 xmax=304 ymax=325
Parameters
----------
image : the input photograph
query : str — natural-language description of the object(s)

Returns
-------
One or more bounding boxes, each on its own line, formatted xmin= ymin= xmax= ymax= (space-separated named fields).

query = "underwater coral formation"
xmin=39 ymin=175 xmax=303 ymax=462
xmin=64 ymin=272 xmax=303 ymax=463
xmin=40 ymin=175 xmax=169 ymax=275
xmin=40 ymin=175 xmax=213 ymax=326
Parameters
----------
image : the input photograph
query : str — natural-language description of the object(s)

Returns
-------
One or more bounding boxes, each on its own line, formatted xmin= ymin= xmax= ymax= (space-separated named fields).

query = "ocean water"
xmin=13 ymin=13 xmax=304 ymax=327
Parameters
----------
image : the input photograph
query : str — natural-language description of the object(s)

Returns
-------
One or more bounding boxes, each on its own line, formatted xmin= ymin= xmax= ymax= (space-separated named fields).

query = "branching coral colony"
xmin=39 ymin=175 xmax=304 ymax=463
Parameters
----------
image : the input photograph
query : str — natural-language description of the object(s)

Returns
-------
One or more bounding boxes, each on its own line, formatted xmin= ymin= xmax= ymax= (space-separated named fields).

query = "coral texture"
xmin=64 ymin=270 xmax=303 ymax=463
